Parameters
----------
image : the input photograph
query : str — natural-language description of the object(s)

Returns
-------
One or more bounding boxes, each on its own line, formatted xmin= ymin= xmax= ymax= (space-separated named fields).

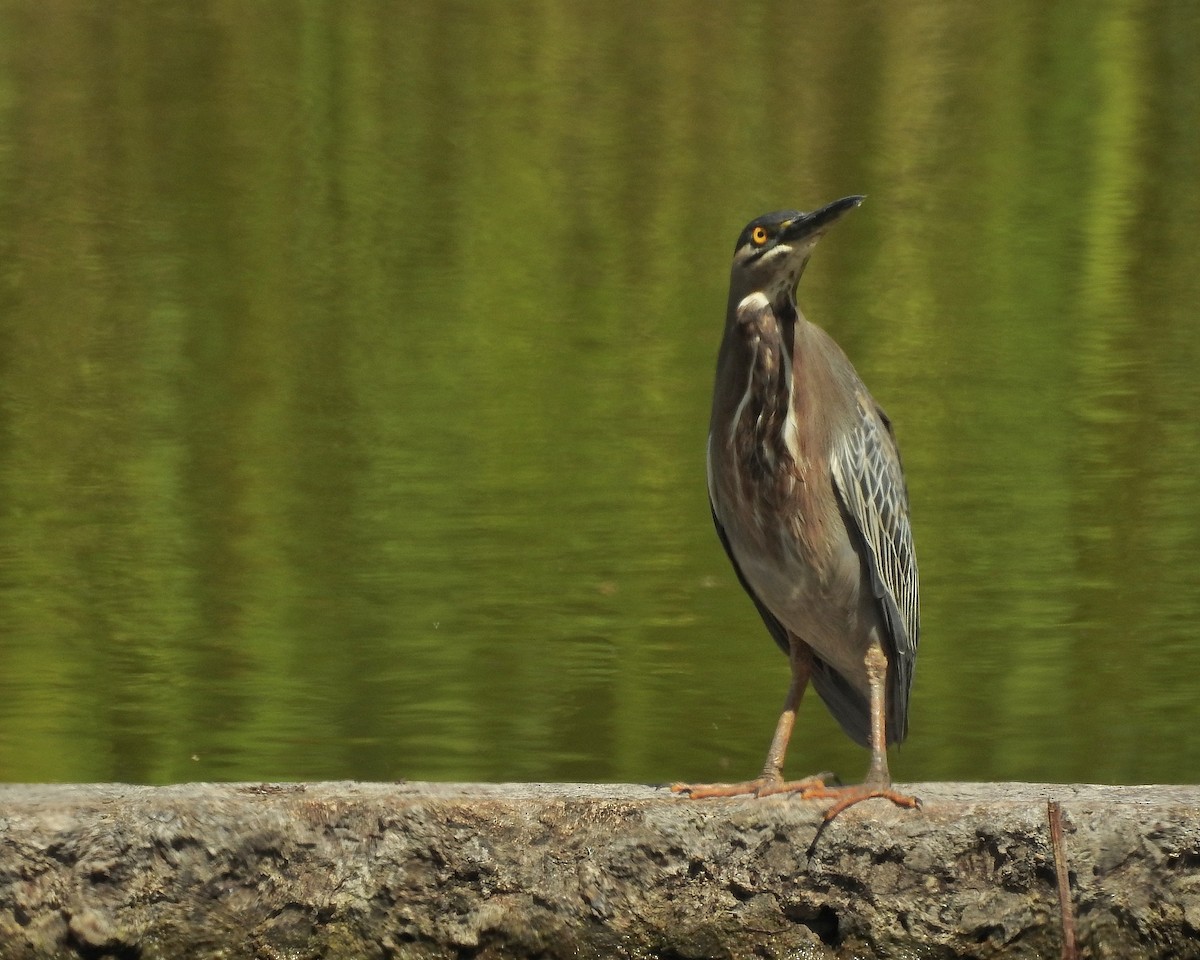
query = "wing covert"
xmin=830 ymin=395 xmax=920 ymax=737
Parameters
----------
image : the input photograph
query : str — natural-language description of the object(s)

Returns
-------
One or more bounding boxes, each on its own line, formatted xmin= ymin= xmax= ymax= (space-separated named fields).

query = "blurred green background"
xmin=1 ymin=1 xmax=1198 ymax=788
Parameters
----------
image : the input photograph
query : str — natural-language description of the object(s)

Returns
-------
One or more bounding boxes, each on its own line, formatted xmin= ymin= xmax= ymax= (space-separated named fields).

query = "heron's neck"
xmin=734 ymin=297 xmax=799 ymax=485
xmin=775 ymin=297 xmax=798 ymax=356
xmin=742 ymin=294 xmax=797 ymax=364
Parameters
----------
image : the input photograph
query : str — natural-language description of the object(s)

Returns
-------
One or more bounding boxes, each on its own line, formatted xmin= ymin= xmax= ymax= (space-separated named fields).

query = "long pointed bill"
xmin=780 ymin=195 xmax=865 ymax=243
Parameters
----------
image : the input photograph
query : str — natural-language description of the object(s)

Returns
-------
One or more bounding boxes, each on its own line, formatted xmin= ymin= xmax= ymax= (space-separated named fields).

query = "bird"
xmin=673 ymin=196 xmax=920 ymax=821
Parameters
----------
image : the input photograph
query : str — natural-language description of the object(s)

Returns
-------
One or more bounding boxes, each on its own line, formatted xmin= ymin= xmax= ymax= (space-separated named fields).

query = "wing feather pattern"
xmin=830 ymin=396 xmax=919 ymax=743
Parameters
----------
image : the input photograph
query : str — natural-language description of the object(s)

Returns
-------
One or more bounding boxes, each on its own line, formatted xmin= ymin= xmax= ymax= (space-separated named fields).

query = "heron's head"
xmin=728 ymin=195 xmax=864 ymax=312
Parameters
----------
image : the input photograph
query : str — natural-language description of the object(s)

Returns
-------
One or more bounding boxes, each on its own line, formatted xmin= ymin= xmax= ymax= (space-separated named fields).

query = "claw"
xmin=811 ymin=785 xmax=921 ymax=822
xmin=673 ymin=776 xmax=919 ymax=826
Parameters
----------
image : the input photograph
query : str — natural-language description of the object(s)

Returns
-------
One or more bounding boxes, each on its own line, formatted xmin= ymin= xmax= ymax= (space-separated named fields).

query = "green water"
xmin=0 ymin=2 xmax=1198 ymax=790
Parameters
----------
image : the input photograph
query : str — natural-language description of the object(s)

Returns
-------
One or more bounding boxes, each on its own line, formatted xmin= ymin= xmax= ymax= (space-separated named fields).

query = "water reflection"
xmin=0 ymin=1 xmax=1198 ymax=787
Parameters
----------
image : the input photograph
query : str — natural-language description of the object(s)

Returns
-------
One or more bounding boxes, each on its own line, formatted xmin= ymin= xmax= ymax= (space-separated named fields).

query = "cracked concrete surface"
xmin=1 ymin=781 xmax=1199 ymax=959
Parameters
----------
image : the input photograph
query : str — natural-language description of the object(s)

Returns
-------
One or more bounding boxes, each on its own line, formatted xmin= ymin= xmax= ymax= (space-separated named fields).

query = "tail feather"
xmin=810 ymin=656 xmax=907 ymax=748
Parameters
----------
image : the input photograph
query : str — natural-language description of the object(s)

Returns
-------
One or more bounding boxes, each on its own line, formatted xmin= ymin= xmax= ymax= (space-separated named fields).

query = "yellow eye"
xmin=750 ymin=225 xmax=769 ymax=246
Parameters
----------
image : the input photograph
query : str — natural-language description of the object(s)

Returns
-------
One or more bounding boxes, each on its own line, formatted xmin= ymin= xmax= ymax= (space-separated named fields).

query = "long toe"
xmin=752 ymin=773 xmax=832 ymax=798
xmin=804 ymin=784 xmax=921 ymax=822
xmin=672 ymin=772 xmax=833 ymax=800
xmin=671 ymin=778 xmax=771 ymax=799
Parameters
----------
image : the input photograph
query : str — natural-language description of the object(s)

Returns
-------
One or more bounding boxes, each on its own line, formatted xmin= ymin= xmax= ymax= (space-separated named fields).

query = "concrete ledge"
xmin=1 ymin=781 xmax=1199 ymax=958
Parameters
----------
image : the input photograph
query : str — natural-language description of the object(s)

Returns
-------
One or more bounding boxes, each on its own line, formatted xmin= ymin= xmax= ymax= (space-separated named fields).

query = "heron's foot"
xmin=670 ymin=771 xmax=836 ymax=800
xmin=803 ymin=783 xmax=921 ymax=822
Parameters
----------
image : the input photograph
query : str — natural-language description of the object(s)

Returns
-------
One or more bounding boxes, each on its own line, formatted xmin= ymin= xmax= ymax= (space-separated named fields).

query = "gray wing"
xmin=830 ymin=393 xmax=920 ymax=743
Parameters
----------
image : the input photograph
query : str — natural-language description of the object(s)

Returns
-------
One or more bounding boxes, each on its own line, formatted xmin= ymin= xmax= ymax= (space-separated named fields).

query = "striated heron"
xmin=674 ymin=197 xmax=920 ymax=820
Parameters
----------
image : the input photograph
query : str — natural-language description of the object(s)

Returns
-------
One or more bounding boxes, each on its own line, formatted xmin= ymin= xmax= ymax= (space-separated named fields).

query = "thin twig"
xmin=1047 ymin=800 xmax=1079 ymax=960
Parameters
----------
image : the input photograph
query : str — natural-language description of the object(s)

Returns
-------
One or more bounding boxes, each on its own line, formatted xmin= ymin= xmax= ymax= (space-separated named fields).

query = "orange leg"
xmin=800 ymin=643 xmax=920 ymax=821
xmin=673 ymin=641 xmax=920 ymax=822
xmin=672 ymin=641 xmax=832 ymax=799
